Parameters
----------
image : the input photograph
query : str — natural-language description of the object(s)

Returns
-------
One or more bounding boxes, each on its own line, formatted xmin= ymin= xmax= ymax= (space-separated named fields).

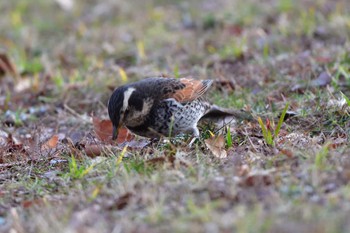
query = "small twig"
xmin=213 ymin=117 xmax=236 ymax=134
xmin=64 ymin=104 xmax=90 ymax=122
xmin=0 ymin=158 xmax=48 ymax=171
xmin=244 ymin=129 xmax=258 ymax=152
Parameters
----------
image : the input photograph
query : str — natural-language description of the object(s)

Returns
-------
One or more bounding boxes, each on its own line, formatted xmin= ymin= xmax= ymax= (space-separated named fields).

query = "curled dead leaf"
xmin=92 ymin=116 xmax=134 ymax=144
xmin=205 ymin=135 xmax=227 ymax=158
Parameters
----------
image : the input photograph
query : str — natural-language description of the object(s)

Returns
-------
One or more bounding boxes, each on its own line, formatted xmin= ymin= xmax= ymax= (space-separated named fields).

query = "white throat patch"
xmin=122 ymin=87 xmax=136 ymax=111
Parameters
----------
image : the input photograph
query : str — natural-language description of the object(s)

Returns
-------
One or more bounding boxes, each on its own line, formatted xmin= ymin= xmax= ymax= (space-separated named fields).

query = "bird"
xmin=108 ymin=76 xmax=251 ymax=142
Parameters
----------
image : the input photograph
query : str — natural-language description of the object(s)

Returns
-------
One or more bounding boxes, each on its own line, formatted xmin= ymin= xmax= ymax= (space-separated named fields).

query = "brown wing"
xmin=169 ymin=78 xmax=213 ymax=103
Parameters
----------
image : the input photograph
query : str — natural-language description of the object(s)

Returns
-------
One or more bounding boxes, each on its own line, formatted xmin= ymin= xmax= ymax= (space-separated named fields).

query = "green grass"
xmin=257 ymin=102 xmax=289 ymax=146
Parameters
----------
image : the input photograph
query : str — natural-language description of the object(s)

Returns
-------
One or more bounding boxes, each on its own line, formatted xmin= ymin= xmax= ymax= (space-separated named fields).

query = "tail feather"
xmin=201 ymin=105 xmax=253 ymax=121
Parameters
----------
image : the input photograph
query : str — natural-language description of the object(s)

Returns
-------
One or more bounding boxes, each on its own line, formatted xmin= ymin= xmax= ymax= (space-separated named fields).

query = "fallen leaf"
xmin=119 ymin=139 xmax=150 ymax=150
xmin=292 ymin=71 xmax=331 ymax=91
xmin=315 ymin=56 xmax=332 ymax=64
xmin=14 ymin=78 xmax=31 ymax=92
xmin=238 ymin=164 xmax=250 ymax=176
xmin=0 ymin=53 xmax=17 ymax=76
xmin=239 ymin=170 xmax=274 ymax=187
xmin=225 ymin=24 xmax=243 ymax=36
xmin=311 ymin=71 xmax=331 ymax=87
xmin=328 ymin=137 xmax=347 ymax=149
xmin=92 ymin=117 xmax=113 ymax=142
xmin=116 ymin=127 xmax=134 ymax=144
xmin=83 ymin=144 xmax=105 ymax=157
xmin=0 ymin=134 xmax=29 ymax=163
xmin=146 ymin=156 xmax=176 ymax=167
xmin=0 ymin=129 xmax=8 ymax=147
xmin=41 ymin=135 xmax=59 ymax=150
xmin=21 ymin=198 xmax=45 ymax=208
xmin=205 ymin=135 xmax=227 ymax=158
xmin=279 ymin=148 xmax=294 ymax=158
xmin=92 ymin=117 xmax=134 ymax=144
xmin=107 ymin=192 xmax=133 ymax=210
xmin=68 ymin=131 xmax=86 ymax=146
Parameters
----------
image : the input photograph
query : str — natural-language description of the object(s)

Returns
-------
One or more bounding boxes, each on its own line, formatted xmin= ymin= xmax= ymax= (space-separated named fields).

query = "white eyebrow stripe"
xmin=122 ymin=87 xmax=136 ymax=111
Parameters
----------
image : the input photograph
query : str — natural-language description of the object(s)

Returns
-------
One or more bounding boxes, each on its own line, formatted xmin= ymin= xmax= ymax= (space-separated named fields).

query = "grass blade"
xmin=267 ymin=129 xmax=273 ymax=146
xmin=315 ymin=142 xmax=330 ymax=169
xmin=275 ymin=102 xmax=289 ymax=137
xmin=258 ymin=117 xmax=268 ymax=140
xmin=226 ymin=126 xmax=232 ymax=148
xmin=119 ymin=67 xmax=128 ymax=83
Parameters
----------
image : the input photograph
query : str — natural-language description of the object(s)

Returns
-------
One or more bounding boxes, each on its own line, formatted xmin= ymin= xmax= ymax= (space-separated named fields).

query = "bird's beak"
xmin=112 ymin=123 xmax=121 ymax=140
xmin=111 ymin=111 xmax=125 ymax=140
xmin=112 ymin=113 xmax=122 ymax=140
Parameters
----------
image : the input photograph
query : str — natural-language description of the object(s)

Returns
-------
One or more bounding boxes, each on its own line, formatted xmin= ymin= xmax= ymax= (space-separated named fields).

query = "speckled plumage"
xmin=126 ymin=97 xmax=211 ymax=138
xmin=108 ymin=76 xmax=244 ymax=140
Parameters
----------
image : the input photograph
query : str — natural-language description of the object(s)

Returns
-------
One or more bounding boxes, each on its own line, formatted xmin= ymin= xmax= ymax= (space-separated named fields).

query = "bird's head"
xmin=108 ymin=86 xmax=136 ymax=140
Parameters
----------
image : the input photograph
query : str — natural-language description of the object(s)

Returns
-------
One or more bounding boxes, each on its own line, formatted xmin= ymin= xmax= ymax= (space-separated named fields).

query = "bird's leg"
xmin=188 ymin=126 xmax=200 ymax=147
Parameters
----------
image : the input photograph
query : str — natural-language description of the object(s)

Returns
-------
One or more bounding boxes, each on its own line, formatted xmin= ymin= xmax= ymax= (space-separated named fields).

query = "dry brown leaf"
xmin=0 ymin=53 xmax=17 ymax=76
xmin=205 ymin=135 xmax=227 ymax=158
xmin=21 ymin=198 xmax=45 ymax=208
xmin=279 ymin=148 xmax=293 ymax=158
xmin=146 ymin=156 xmax=176 ymax=168
xmin=92 ymin=117 xmax=114 ymax=142
xmin=328 ymin=137 xmax=347 ymax=149
xmin=116 ymin=127 xmax=134 ymax=144
xmin=5 ymin=133 xmax=26 ymax=153
xmin=239 ymin=170 xmax=273 ymax=187
xmin=107 ymin=192 xmax=133 ymax=210
xmin=83 ymin=144 xmax=105 ymax=158
xmin=92 ymin=117 xmax=134 ymax=144
xmin=0 ymin=133 xmax=28 ymax=164
xmin=41 ymin=135 xmax=59 ymax=150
